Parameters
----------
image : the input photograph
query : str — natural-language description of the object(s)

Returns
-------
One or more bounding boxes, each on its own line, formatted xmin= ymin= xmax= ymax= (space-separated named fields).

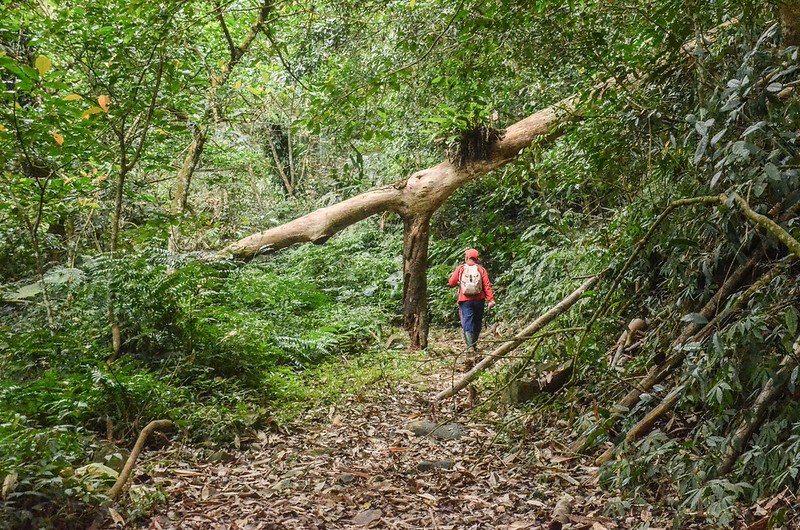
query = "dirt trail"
xmin=138 ymin=340 xmax=656 ymax=529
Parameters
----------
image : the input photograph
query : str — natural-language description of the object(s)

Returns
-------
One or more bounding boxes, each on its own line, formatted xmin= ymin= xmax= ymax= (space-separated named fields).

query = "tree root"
xmin=107 ymin=419 xmax=174 ymax=501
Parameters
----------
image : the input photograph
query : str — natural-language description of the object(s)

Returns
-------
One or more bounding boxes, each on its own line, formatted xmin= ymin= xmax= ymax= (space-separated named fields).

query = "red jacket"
xmin=448 ymin=261 xmax=495 ymax=303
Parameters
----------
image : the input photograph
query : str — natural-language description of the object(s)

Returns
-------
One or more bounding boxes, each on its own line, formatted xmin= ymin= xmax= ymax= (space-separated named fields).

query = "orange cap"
xmin=465 ymin=248 xmax=479 ymax=260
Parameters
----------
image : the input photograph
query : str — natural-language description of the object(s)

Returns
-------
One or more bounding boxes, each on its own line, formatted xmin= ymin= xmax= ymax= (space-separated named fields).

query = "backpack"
xmin=459 ymin=264 xmax=483 ymax=296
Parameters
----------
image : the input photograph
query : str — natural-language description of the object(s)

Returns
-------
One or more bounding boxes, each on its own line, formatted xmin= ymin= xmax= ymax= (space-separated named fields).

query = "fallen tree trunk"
xmin=596 ymin=384 xmax=685 ymax=465
xmin=715 ymin=340 xmax=800 ymax=477
xmin=226 ymin=103 xmax=578 ymax=348
xmin=433 ymin=275 xmax=599 ymax=401
xmin=594 ymin=262 xmax=791 ymax=463
xmin=569 ymin=252 xmax=762 ymax=453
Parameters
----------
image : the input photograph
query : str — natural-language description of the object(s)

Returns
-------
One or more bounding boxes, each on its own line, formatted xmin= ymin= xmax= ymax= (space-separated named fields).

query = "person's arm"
xmin=481 ymin=267 xmax=495 ymax=305
xmin=448 ymin=265 xmax=462 ymax=287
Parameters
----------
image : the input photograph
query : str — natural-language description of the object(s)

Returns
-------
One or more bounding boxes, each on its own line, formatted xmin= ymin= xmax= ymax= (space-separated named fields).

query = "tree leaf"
xmin=50 ymin=130 xmax=64 ymax=146
xmin=766 ymin=82 xmax=783 ymax=93
xmin=98 ymin=95 xmax=111 ymax=112
xmin=34 ymin=55 xmax=52 ymax=75
xmin=63 ymin=93 xmax=83 ymax=101
xmin=81 ymin=106 xmax=104 ymax=120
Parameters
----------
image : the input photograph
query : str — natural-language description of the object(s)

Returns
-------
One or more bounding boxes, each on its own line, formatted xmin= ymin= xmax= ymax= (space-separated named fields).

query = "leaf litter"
xmin=136 ymin=337 xmax=691 ymax=529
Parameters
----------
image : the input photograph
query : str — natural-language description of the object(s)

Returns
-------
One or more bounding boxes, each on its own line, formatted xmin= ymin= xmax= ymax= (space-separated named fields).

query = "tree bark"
xmin=403 ymin=213 xmax=432 ymax=350
xmin=781 ymin=1 xmax=800 ymax=46
xmin=171 ymin=128 xmax=206 ymax=216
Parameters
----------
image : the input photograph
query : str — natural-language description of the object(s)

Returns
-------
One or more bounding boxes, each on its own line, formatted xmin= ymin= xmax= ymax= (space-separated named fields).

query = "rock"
xmin=335 ymin=473 xmax=355 ymax=485
xmin=92 ymin=441 xmax=130 ymax=473
xmin=406 ymin=419 xmax=466 ymax=440
xmin=416 ymin=458 xmax=455 ymax=471
xmin=352 ymin=508 xmax=383 ymax=526
xmin=208 ymin=450 xmax=235 ymax=463
xmin=271 ymin=478 xmax=293 ymax=491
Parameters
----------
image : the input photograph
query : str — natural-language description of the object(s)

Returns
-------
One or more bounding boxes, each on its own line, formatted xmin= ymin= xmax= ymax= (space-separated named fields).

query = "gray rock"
xmin=335 ymin=473 xmax=355 ymax=485
xmin=416 ymin=458 xmax=455 ymax=471
xmin=208 ymin=450 xmax=235 ymax=463
xmin=352 ymin=508 xmax=383 ymax=526
xmin=406 ymin=419 xmax=466 ymax=440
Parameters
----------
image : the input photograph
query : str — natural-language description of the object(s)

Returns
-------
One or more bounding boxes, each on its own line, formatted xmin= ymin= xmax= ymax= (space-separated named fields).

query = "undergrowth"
xmin=0 ymin=225 xmax=402 ymax=526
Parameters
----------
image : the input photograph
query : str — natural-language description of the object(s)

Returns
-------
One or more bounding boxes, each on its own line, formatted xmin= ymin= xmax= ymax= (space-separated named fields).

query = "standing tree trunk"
xmin=169 ymin=128 xmax=206 ymax=251
xmin=403 ymin=213 xmax=432 ymax=350
xmin=171 ymin=128 xmax=206 ymax=215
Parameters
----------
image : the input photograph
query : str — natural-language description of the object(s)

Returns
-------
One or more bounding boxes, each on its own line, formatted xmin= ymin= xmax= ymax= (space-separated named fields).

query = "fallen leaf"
xmin=2 ymin=472 xmax=17 ymax=499
xmin=108 ymin=507 xmax=125 ymax=525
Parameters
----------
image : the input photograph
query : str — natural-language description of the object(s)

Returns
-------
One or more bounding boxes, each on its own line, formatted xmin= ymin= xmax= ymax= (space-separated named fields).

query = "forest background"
xmin=2 ymin=0 xmax=800 ymax=527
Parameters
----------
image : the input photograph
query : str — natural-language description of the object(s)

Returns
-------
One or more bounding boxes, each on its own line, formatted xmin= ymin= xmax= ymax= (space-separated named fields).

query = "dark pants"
xmin=458 ymin=300 xmax=485 ymax=337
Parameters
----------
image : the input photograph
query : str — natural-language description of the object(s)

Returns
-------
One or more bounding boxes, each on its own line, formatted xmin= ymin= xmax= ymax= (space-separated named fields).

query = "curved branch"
xmin=108 ymin=419 xmax=173 ymax=501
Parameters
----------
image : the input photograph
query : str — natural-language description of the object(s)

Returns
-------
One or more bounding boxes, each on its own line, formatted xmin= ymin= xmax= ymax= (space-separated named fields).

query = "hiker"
xmin=448 ymin=248 xmax=495 ymax=353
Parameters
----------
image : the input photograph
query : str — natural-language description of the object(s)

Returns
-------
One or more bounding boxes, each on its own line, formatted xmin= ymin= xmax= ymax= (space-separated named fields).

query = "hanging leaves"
xmin=97 ymin=95 xmax=111 ymax=112
xmin=81 ymin=106 xmax=104 ymax=120
xmin=49 ymin=130 xmax=65 ymax=146
xmin=34 ymin=55 xmax=52 ymax=75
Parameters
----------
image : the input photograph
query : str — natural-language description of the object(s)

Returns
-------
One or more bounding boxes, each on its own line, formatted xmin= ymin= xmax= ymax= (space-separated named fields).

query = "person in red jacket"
xmin=448 ymin=248 xmax=495 ymax=352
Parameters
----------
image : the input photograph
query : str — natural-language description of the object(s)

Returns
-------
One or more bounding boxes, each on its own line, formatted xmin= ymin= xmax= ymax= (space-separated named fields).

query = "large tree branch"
xmin=224 ymin=99 xmax=575 ymax=259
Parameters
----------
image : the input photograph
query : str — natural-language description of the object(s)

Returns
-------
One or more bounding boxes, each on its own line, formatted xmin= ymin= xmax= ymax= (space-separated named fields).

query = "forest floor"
xmin=136 ymin=332 xmax=680 ymax=530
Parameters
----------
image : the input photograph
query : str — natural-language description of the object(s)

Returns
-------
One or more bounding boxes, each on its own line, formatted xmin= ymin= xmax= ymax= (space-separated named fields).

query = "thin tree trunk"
xmin=169 ymin=128 xmax=206 ymax=251
xmin=168 ymin=0 xmax=272 ymax=236
xmin=266 ymin=130 xmax=294 ymax=196
xmin=403 ymin=214 xmax=432 ymax=350
xmin=171 ymin=128 xmax=206 ymax=215
xmin=108 ymin=164 xmax=128 ymax=359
